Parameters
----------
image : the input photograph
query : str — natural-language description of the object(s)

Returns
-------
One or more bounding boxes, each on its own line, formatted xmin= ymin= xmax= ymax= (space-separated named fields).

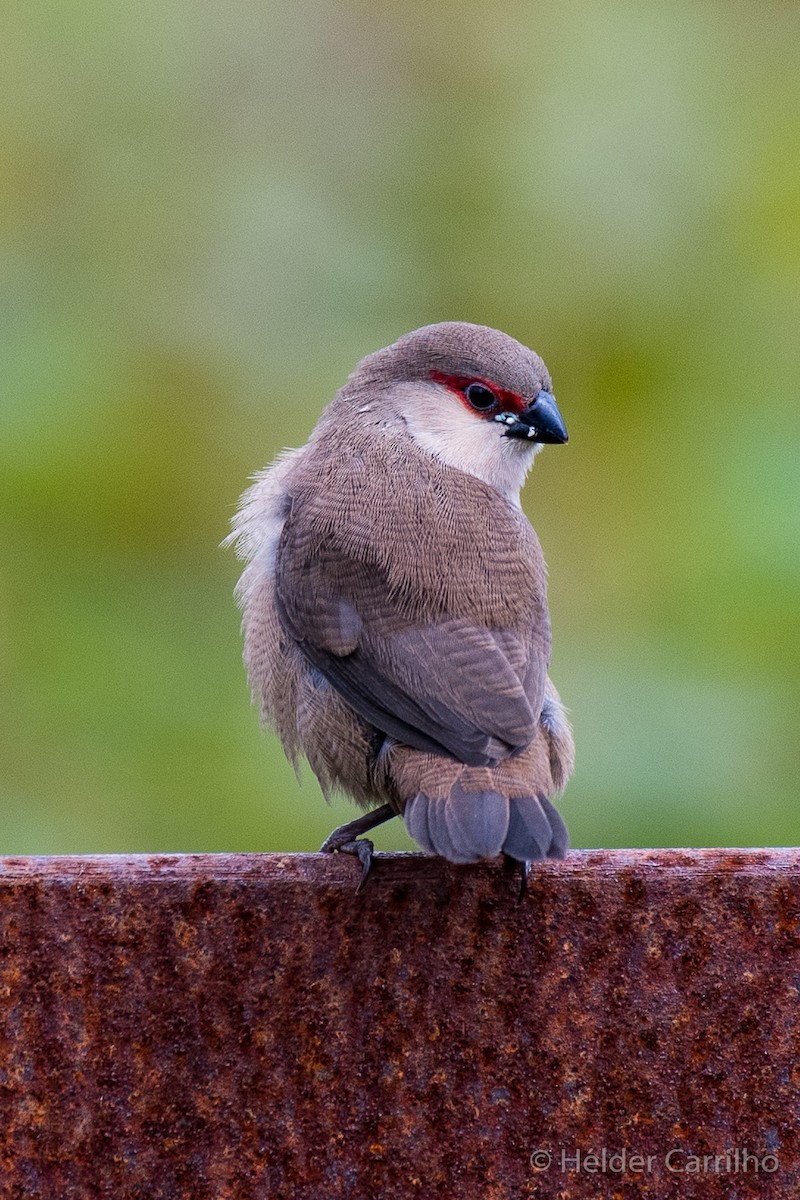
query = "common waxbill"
xmin=229 ymin=322 xmax=574 ymax=892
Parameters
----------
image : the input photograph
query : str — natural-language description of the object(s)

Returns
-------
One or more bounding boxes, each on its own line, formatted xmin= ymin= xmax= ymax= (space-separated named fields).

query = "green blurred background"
xmin=2 ymin=1 xmax=798 ymax=855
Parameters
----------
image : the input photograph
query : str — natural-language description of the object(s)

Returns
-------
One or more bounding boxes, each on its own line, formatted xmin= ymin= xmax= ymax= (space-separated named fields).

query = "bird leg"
xmin=320 ymin=804 xmax=397 ymax=893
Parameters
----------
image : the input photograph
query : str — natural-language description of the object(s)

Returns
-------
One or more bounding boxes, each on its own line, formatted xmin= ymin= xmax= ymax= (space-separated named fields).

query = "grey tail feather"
xmin=404 ymin=783 xmax=570 ymax=865
xmin=405 ymin=782 xmax=510 ymax=864
xmin=502 ymin=794 xmax=569 ymax=863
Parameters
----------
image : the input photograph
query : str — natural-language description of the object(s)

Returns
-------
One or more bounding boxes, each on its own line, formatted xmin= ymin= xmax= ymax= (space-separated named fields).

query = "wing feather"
xmin=275 ymin=515 xmax=548 ymax=766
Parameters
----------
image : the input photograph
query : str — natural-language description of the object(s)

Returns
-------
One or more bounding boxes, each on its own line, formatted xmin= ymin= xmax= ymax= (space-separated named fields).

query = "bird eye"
xmin=464 ymin=382 xmax=497 ymax=410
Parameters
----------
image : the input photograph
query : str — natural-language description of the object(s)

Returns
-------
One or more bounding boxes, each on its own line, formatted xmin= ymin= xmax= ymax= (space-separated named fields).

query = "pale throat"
xmin=393 ymin=381 xmax=540 ymax=505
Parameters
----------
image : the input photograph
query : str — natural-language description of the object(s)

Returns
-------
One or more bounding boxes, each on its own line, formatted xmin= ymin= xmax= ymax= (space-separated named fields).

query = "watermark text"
xmin=530 ymin=1146 xmax=778 ymax=1176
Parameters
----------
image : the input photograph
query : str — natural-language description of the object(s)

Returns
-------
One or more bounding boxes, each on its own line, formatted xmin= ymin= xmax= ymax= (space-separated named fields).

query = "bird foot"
xmin=504 ymin=854 xmax=531 ymax=902
xmin=320 ymin=834 xmax=375 ymax=894
xmin=319 ymin=804 xmax=396 ymax=894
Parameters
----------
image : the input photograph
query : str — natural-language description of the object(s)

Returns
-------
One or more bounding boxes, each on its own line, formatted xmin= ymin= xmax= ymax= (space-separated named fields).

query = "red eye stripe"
xmin=429 ymin=370 xmax=526 ymax=415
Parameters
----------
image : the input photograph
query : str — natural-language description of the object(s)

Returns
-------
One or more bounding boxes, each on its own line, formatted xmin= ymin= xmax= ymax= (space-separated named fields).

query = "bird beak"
xmin=502 ymin=390 xmax=569 ymax=444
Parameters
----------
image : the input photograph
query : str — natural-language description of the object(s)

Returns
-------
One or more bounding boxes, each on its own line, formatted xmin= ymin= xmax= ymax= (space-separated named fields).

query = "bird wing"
xmin=275 ymin=522 xmax=547 ymax=767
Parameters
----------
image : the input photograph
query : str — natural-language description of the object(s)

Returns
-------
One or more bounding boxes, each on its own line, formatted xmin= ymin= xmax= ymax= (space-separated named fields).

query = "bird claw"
xmin=504 ymin=854 xmax=531 ymax=902
xmin=321 ymin=836 xmax=375 ymax=893
xmin=319 ymin=804 xmax=396 ymax=894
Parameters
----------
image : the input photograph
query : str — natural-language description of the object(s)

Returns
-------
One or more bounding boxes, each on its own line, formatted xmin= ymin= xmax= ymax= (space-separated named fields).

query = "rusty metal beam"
xmin=0 ymin=849 xmax=798 ymax=1197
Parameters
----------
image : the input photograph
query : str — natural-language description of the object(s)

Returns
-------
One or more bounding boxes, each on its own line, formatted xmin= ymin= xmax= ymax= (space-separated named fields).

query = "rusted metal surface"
xmin=0 ymin=849 xmax=799 ymax=1198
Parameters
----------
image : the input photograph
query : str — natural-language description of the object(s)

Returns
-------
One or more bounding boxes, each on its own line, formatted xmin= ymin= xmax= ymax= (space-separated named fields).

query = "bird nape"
xmin=228 ymin=321 xmax=574 ymax=899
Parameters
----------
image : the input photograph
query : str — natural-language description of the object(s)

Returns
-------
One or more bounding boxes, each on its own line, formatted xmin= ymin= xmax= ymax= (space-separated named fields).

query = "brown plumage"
xmin=229 ymin=322 xmax=574 ymax=873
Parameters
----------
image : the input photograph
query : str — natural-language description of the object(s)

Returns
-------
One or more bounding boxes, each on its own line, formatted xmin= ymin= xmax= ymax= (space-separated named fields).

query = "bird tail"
xmin=404 ymin=781 xmax=568 ymax=865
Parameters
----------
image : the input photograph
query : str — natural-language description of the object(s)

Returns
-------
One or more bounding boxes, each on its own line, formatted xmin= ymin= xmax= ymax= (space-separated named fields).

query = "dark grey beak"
xmin=502 ymin=390 xmax=568 ymax=444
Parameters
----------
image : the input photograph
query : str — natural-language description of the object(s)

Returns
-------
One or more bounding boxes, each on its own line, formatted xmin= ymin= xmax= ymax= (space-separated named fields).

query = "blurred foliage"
xmin=1 ymin=0 xmax=799 ymax=854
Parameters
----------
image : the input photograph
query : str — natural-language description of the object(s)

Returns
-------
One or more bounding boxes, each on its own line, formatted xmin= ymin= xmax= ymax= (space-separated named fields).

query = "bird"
xmin=228 ymin=321 xmax=574 ymax=895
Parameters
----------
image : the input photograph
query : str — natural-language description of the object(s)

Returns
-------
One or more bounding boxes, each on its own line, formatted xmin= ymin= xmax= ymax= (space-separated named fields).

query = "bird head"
xmin=341 ymin=322 xmax=568 ymax=503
